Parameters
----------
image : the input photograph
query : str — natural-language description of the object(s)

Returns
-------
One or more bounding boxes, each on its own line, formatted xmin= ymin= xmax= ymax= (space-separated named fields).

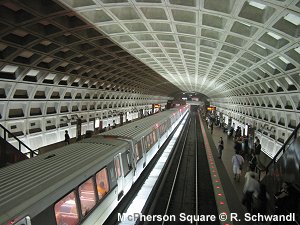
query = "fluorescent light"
xmin=284 ymin=13 xmax=300 ymax=26
xmin=249 ymin=1 xmax=266 ymax=10
xmin=267 ymin=32 xmax=282 ymax=40
xmin=27 ymin=69 xmax=39 ymax=76
xmin=274 ymin=80 xmax=281 ymax=86
xmin=285 ymin=77 xmax=293 ymax=85
xmin=45 ymin=73 xmax=56 ymax=80
xmin=256 ymin=43 xmax=266 ymax=49
xmin=267 ymin=63 xmax=276 ymax=69
xmin=294 ymin=46 xmax=300 ymax=54
xmin=2 ymin=65 xmax=18 ymax=73
xmin=62 ymin=75 xmax=69 ymax=81
xmin=279 ymin=56 xmax=290 ymax=64
xmin=240 ymin=21 xmax=251 ymax=27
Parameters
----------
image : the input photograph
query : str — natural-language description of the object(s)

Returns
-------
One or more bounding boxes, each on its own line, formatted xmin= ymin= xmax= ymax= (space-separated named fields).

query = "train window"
xmin=159 ymin=123 xmax=166 ymax=136
xmin=135 ymin=141 xmax=143 ymax=160
xmin=152 ymin=131 xmax=156 ymax=143
xmin=121 ymin=150 xmax=131 ymax=175
xmin=95 ymin=168 xmax=110 ymax=200
xmin=146 ymin=135 xmax=151 ymax=149
xmin=126 ymin=150 xmax=132 ymax=170
xmin=114 ymin=156 xmax=122 ymax=178
xmin=135 ymin=143 xmax=140 ymax=160
xmin=107 ymin=161 xmax=117 ymax=189
xmin=78 ymin=178 xmax=96 ymax=217
xmin=54 ymin=191 xmax=79 ymax=225
xmin=149 ymin=133 xmax=154 ymax=145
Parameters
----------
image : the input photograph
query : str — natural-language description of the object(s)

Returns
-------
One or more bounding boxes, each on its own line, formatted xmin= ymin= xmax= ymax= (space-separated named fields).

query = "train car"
xmin=0 ymin=105 xmax=189 ymax=225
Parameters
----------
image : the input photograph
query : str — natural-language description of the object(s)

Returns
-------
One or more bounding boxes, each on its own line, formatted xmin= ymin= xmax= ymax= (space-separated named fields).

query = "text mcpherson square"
xmin=118 ymin=212 xmax=296 ymax=223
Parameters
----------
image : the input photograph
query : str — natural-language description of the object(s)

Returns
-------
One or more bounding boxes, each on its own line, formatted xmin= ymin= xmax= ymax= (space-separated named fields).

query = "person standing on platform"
xmin=64 ymin=130 xmax=70 ymax=145
xmin=254 ymin=137 xmax=261 ymax=164
xmin=218 ymin=137 xmax=224 ymax=159
xmin=210 ymin=121 xmax=214 ymax=134
xmin=232 ymin=150 xmax=244 ymax=181
xmin=106 ymin=124 xmax=111 ymax=131
xmin=248 ymin=152 xmax=257 ymax=171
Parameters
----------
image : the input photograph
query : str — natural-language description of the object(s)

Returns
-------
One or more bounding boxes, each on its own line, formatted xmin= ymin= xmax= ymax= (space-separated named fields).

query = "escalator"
xmin=261 ymin=123 xmax=300 ymax=223
xmin=0 ymin=124 xmax=37 ymax=168
xmin=0 ymin=136 xmax=28 ymax=167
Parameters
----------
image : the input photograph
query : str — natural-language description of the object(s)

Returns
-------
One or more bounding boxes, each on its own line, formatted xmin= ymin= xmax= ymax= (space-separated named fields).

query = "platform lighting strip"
xmin=198 ymin=112 xmax=232 ymax=225
xmin=118 ymin=112 xmax=189 ymax=225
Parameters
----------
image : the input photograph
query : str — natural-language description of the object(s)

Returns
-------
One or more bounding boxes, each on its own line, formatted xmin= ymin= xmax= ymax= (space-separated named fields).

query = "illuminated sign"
xmin=207 ymin=106 xmax=216 ymax=111
xmin=154 ymin=104 xmax=161 ymax=108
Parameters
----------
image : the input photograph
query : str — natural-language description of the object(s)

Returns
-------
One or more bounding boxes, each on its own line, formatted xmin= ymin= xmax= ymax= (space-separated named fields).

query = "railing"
xmin=0 ymin=124 xmax=38 ymax=158
xmin=265 ymin=122 xmax=300 ymax=174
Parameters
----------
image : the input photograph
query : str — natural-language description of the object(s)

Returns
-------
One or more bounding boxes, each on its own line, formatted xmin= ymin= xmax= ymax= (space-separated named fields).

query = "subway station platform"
xmin=200 ymin=116 xmax=273 ymax=225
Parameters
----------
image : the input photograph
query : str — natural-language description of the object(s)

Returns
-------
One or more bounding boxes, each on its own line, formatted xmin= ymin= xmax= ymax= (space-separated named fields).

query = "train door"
xmin=114 ymin=153 xmax=124 ymax=200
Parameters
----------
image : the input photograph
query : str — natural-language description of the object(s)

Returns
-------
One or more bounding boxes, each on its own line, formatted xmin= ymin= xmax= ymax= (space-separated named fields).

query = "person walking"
xmin=232 ymin=150 xmax=244 ymax=181
xmin=242 ymin=173 xmax=260 ymax=212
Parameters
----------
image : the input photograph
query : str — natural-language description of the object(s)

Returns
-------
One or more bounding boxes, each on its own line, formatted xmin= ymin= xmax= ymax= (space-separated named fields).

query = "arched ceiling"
xmin=0 ymin=0 xmax=180 ymax=96
xmin=58 ymin=0 xmax=300 ymax=99
xmin=0 ymin=0 xmax=298 ymax=154
xmin=0 ymin=0 xmax=299 ymax=100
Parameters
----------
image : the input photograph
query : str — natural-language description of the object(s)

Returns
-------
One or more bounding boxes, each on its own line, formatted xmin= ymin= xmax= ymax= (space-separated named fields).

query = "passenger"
xmin=243 ymin=135 xmax=249 ymax=155
xmin=252 ymin=183 xmax=269 ymax=215
xmin=254 ymin=138 xmax=261 ymax=164
xmin=244 ymin=165 xmax=259 ymax=181
xmin=242 ymin=173 xmax=260 ymax=212
xmin=56 ymin=213 xmax=67 ymax=225
xmin=97 ymin=181 xmax=107 ymax=198
xmin=274 ymin=182 xmax=290 ymax=215
xmin=112 ymin=120 xmax=116 ymax=128
xmin=232 ymin=150 xmax=244 ymax=181
xmin=64 ymin=130 xmax=70 ymax=145
xmin=271 ymin=182 xmax=300 ymax=225
xmin=210 ymin=121 xmax=214 ymax=134
xmin=218 ymin=137 xmax=224 ymax=159
xmin=248 ymin=152 xmax=257 ymax=171
xmin=106 ymin=124 xmax=111 ymax=131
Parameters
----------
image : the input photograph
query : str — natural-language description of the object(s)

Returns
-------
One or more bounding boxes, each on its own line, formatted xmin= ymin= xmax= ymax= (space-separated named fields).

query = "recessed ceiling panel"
xmin=22 ymin=0 xmax=299 ymax=99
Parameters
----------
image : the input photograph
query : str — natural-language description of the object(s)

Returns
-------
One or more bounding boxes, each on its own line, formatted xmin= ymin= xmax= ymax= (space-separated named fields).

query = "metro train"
xmin=0 ymin=105 xmax=189 ymax=225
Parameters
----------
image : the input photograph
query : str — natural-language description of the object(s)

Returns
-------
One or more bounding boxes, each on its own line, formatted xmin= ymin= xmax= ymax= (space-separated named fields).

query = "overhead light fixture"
xmin=249 ymin=1 xmax=266 ymax=10
xmin=267 ymin=32 xmax=282 ymax=40
xmin=256 ymin=43 xmax=266 ymax=49
xmin=284 ymin=13 xmax=300 ymax=26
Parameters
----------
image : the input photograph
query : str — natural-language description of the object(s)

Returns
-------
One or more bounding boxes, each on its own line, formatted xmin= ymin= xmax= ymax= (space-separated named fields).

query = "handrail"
xmin=265 ymin=122 xmax=300 ymax=173
xmin=0 ymin=124 xmax=38 ymax=157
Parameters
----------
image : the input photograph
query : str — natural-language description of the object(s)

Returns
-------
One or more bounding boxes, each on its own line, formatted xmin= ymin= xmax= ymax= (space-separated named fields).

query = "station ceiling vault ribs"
xmin=58 ymin=0 xmax=300 ymax=99
xmin=0 ymin=0 xmax=298 ymax=162
xmin=0 ymin=0 xmax=299 ymax=100
xmin=0 ymin=0 xmax=180 ymax=96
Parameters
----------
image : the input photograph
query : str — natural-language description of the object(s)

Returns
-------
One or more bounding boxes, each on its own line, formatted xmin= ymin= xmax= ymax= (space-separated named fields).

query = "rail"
xmin=265 ymin=122 xmax=300 ymax=174
xmin=162 ymin=117 xmax=191 ymax=225
xmin=0 ymin=124 xmax=38 ymax=158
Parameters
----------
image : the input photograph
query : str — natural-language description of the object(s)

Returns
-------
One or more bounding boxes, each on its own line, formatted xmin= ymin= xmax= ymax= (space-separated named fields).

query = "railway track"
xmin=142 ymin=111 xmax=219 ymax=225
